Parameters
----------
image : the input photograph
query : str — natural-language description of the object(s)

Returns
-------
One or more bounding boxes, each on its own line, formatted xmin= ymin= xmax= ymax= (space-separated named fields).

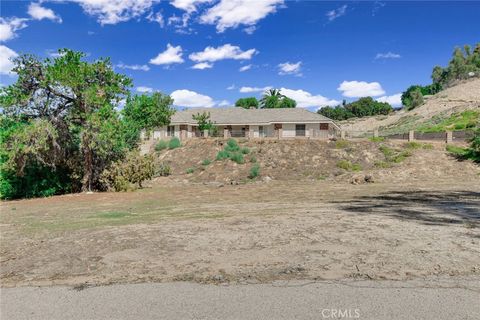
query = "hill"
xmin=339 ymin=78 xmax=480 ymax=135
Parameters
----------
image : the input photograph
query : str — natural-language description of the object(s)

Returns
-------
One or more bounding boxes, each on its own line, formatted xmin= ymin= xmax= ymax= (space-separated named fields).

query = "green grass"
xmin=186 ymin=167 xmax=195 ymax=174
xmin=369 ymin=137 xmax=385 ymax=142
xmin=404 ymin=141 xmax=434 ymax=150
xmin=216 ymin=139 xmax=246 ymax=164
xmin=229 ymin=152 xmax=245 ymax=164
xmin=335 ymin=140 xmax=350 ymax=149
xmin=446 ymin=144 xmax=469 ymax=157
xmin=241 ymin=147 xmax=250 ymax=154
xmin=168 ymin=137 xmax=182 ymax=149
xmin=336 ymin=160 xmax=362 ymax=171
xmin=416 ymin=110 xmax=480 ymax=133
xmin=250 ymin=155 xmax=257 ymax=163
xmin=201 ymin=159 xmax=212 ymax=166
xmin=154 ymin=140 xmax=168 ymax=151
xmin=97 ymin=211 xmax=131 ymax=219
xmin=216 ymin=150 xmax=230 ymax=160
xmin=379 ymin=144 xmax=414 ymax=164
xmin=248 ymin=164 xmax=260 ymax=179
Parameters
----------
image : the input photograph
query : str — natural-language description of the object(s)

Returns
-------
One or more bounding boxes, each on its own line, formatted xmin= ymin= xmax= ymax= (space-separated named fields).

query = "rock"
xmin=212 ymin=274 xmax=224 ymax=282
xmin=230 ymin=180 xmax=239 ymax=185
xmin=262 ymin=176 xmax=273 ymax=183
xmin=350 ymin=175 xmax=363 ymax=185
xmin=364 ymin=175 xmax=375 ymax=183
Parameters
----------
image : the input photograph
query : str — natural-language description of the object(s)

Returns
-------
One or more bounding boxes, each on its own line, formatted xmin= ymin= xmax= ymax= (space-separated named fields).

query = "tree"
xmin=122 ymin=92 xmax=175 ymax=146
xmin=235 ymin=97 xmax=258 ymax=109
xmin=317 ymin=97 xmax=393 ymax=121
xmin=259 ymin=89 xmax=297 ymax=109
xmin=192 ymin=111 xmax=215 ymax=131
xmin=0 ymin=49 xmax=133 ymax=196
xmin=278 ymin=97 xmax=297 ymax=108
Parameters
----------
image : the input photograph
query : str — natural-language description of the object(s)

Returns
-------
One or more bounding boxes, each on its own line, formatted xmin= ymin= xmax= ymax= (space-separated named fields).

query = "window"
xmin=320 ymin=123 xmax=329 ymax=130
xmin=167 ymin=126 xmax=175 ymax=137
xmin=259 ymin=126 xmax=264 ymax=137
xmin=296 ymin=124 xmax=306 ymax=136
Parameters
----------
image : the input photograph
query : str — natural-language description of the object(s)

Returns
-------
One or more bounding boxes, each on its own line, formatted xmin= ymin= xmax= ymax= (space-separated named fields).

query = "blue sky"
xmin=1 ymin=1 xmax=479 ymax=110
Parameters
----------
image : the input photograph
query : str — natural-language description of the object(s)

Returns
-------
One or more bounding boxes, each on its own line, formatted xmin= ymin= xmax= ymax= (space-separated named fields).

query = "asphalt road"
xmin=1 ymin=278 xmax=479 ymax=320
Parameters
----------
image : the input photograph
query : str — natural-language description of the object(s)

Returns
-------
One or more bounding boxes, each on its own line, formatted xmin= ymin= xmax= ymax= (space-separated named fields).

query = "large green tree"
xmin=318 ymin=97 xmax=393 ymax=121
xmin=259 ymin=89 xmax=297 ymax=109
xmin=235 ymin=97 xmax=259 ymax=109
xmin=0 ymin=49 xmax=135 ymax=197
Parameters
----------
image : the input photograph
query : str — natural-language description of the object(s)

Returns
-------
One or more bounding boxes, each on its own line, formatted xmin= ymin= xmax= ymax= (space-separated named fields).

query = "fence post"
xmin=223 ymin=128 xmax=229 ymax=139
xmin=446 ymin=131 xmax=453 ymax=144
xmin=278 ymin=128 xmax=283 ymax=139
xmin=408 ymin=130 xmax=415 ymax=142
xmin=203 ymin=129 xmax=209 ymax=138
xmin=341 ymin=130 xmax=346 ymax=140
xmin=374 ymin=129 xmax=379 ymax=138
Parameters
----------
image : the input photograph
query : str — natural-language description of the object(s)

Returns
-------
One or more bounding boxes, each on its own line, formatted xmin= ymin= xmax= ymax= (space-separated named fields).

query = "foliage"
xmin=401 ymin=86 xmax=427 ymax=110
xmin=229 ymin=152 xmax=245 ymax=164
xmin=431 ymin=44 xmax=480 ymax=87
xmin=201 ymin=159 xmax=211 ymax=166
xmin=192 ymin=111 xmax=215 ymax=131
xmin=216 ymin=150 xmax=230 ymax=160
xmin=235 ymin=97 xmax=259 ymax=109
xmin=318 ymin=97 xmax=393 ymax=120
xmin=100 ymin=152 xmax=155 ymax=191
xmin=168 ymin=137 xmax=181 ymax=149
xmin=379 ymin=144 xmax=413 ymax=163
xmin=241 ymin=147 xmax=250 ymax=154
xmin=186 ymin=167 xmax=195 ymax=174
xmin=155 ymin=140 xmax=168 ymax=151
xmin=250 ymin=155 xmax=257 ymax=163
xmin=155 ymin=162 xmax=171 ymax=177
xmin=416 ymin=110 xmax=479 ymax=132
xmin=369 ymin=137 xmax=385 ymax=142
xmin=336 ymin=160 xmax=361 ymax=171
xmin=216 ymin=139 xmax=245 ymax=164
xmin=122 ymin=92 xmax=175 ymax=146
xmin=335 ymin=140 xmax=350 ymax=149
xmin=259 ymin=89 xmax=297 ymax=108
xmin=248 ymin=164 xmax=260 ymax=179
xmin=225 ymin=138 xmax=240 ymax=152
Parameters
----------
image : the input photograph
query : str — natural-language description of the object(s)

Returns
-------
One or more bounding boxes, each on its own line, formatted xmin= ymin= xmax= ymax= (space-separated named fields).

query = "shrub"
xmin=100 ymin=152 xmax=155 ymax=191
xmin=216 ymin=150 xmax=230 ymax=160
xmin=225 ymin=138 xmax=240 ymax=152
xmin=250 ymin=155 xmax=257 ymax=163
xmin=369 ymin=137 xmax=385 ymax=142
xmin=404 ymin=141 xmax=422 ymax=149
xmin=248 ymin=164 xmax=260 ymax=179
xmin=336 ymin=160 xmax=361 ymax=171
xmin=229 ymin=152 xmax=245 ymax=164
xmin=446 ymin=144 xmax=468 ymax=156
xmin=155 ymin=140 xmax=168 ymax=151
xmin=241 ymin=147 xmax=250 ymax=154
xmin=202 ymin=159 xmax=211 ymax=166
xmin=168 ymin=137 xmax=181 ymax=149
xmin=379 ymin=145 xmax=394 ymax=158
xmin=155 ymin=162 xmax=171 ymax=177
xmin=186 ymin=167 xmax=194 ymax=174
xmin=335 ymin=140 xmax=350 ymax=149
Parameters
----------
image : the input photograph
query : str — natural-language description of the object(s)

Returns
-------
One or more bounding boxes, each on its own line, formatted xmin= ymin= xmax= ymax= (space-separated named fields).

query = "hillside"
xmin=339 ymin=78 xmax=480 ymax=134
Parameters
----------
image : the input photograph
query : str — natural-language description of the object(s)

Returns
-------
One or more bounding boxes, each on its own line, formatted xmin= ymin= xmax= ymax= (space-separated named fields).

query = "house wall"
xmin=282 ymin=123 xmax=296 ymax=138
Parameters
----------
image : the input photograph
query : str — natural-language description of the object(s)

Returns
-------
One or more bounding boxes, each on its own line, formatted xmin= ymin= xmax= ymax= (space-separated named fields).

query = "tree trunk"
xmin=81 ymin=135 xmax=93 ymax=192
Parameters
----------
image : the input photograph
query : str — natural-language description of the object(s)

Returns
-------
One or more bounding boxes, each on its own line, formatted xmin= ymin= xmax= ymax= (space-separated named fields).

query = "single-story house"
xmin=148 ymin=107 xmax=340 ymax=140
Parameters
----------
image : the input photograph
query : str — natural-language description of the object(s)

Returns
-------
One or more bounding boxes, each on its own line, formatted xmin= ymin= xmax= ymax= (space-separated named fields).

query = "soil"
xmin=1 ymin=140 xmax=479 ymax=288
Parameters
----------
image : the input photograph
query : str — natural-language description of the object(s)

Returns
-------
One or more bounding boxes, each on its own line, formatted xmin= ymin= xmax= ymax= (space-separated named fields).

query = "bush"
xmin=100 ymin=152 xmax=155 ymax=191
xmin=225 ymin=139 xmax=240 ymax=152
xmin=336 ymin=160 xmax=361 ymax=171
xmin=318 ymin=97 xmax=393 ymax=121
xmin=155 ymin=140 xmax=168 ymax=151
xmin=248 ymin=164 xmax=260 ymax=179
xmin=168 ymin=137 xmax=181 ymax=149
xmin=216 ymin=150 xmax=230 ymax=160
xmin=250 ymin=155 xmax=257 ymax=163
xmin=186 ymin=167 xmax=194 ymax=174
xmin=229 ymin=152 xmax=245 ymax=164
xmin=241 ymin=147 xmax=250 ymax=154
xmin=335 ymin=140 xmax=350 ymax=149
xmin=369 ymin=137 xmax=385 ymax=142
xmin=202 ymin=159 xmax=211 ymax=166
xmin=155 ymin=162 xmax=171 ymax=177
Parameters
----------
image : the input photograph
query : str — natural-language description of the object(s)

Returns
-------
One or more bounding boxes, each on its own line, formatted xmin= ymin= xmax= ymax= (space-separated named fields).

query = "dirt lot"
xmin=1 ymin=172 xmax=479 ymax=287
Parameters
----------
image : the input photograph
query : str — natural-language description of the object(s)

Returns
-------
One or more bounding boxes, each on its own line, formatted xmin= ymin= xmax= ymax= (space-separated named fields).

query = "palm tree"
xmin=259 ymin=89 xmax=284 ymax=108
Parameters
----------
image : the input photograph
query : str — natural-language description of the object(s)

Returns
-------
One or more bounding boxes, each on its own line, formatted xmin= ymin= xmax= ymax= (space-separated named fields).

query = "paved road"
xmin=1 ymin=278 xmax=479 ymax=320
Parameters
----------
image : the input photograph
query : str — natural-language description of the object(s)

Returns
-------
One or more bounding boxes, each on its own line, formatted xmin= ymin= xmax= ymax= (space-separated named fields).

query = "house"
xmin=149 ymin=107 xmax=340 ymax=140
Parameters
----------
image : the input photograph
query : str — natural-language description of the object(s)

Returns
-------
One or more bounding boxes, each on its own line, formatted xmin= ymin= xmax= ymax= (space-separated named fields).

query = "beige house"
xmin=149 ymin=107 xmax=339 ymax=140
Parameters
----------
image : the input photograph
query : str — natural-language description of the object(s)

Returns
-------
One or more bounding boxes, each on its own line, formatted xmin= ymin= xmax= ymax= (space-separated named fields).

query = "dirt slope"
xmin=340 ymin=78 xmax=480 ymax=133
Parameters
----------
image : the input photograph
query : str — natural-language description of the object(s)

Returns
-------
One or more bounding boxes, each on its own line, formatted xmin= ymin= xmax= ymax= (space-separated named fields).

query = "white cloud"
xmin=239 ymin=86 xmax=271 ymax=93
xmin=375 ymin=52 xmax=401 ymax=59
xmin=146 ymin=11 xmax=164 ymax=27
xmin=337 ymin=80 xmax=386 ymax=98
xmin=137 ymin=86 xmax=154 ymax=93
xmin=189 ymin=44 xmax=257 ymax=63
xmin=0 ymin=17 xmax=28 ymax=42
xmin=170 ymin=0 xmax=212 ymax=13
xmin=28 ymin=3 xmax=62 ymax=23
xmin=239 ymin=64 xmax=252 ymax=72
xmin=0 ymin=45 xmax=18 ymax=75
xmin=278 ymin=61 xmax=302 ymax=76
xmin=217 ymin=100 xmax=230 ymax=107
xmin=280 ymin=88 xmax=339 ymax=108
xmin=227 ymin=84 xmax=235 ymax=90
xmin=376 ymin=93 xmax=402 ymax=106
xmin=117 ymin=63 xmax=150 ymax=71
xmin=200 ymin=0 xmax=284 ymax=33
xmin=171 ymin=89 xmax=215 ymax=108
xmin=326 ymin=4 xmax=347 ymax=22
xmin=192 ymin=62 xmax=213 ymax=69
xmin=243 ymin=25 xmax=256 ymax=34
xmin=72 ymin=0 xmax=159 ymax=25
xmin=149 ymin=44 xmax=184 ymax=65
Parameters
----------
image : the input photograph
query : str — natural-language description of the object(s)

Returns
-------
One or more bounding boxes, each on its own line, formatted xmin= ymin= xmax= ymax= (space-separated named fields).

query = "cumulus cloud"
xmin=217 ymin=100 xmax=230 ymax=107
xmin=0 ymin=45 xmax=18 ymax=75
xmin=171 ymin=89 xmax=216 ymax=108
xmin=149 ymin=44 xmax=184 ymax=65
xmin=337 ymin=80 xmax=385 ymax=98
xmin=191 ymin=62 xmax=213 ymax=69
xmin=170 ymin=0 xmax=212 ymax=13
xmin=200 ymin=0 xmax=283 ymax=33
xmin=136 ymin=86 xmax=154 ymax=93
xmin=189 ymin=44 xmax=257 ymax=63
xmin=278 ymin=61 xmax=302 ymax=76
xmin=72 ymin=0 xmax=159 ymax=25
xmin=117 ymin=63 xmax=150 ymax=71
xmin=376 ymin=93 xmax=402 ymax=106
xmin=146 ymin=11 xmax=164 ymax=27
xmin=239 ymin=86 xmax=271 ymax=93
xmin=326 ymin=4 xmax=347 ymax=22
xmin=239 ymin=64 xmax=252 ymax=72
xmin=375 ymin=52 xmax=401 ymax=59
xmin=227 ymin=84 xmax=235 ymax=90
xmin=0 ymin=17 xmax=28 ymax=42
xmin=280 ymin=88 xmax=339 ymax=108
xmin=28 ymin=3 xmax=62 ymax=23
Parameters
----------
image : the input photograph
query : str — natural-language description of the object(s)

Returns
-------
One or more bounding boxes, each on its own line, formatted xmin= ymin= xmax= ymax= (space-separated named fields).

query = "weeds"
xmin=155 ymin=162 xmax=171 ymax=177
xmin=335 ymin=140 xmax=350 ymax=149
xmin=202 ymin=159 xmax=212 ymax=166
xmin=248 ymin=164 xmax=260 ymax=179
xmin=336 ymin=160 xmax=362 ymax=171
xmin=369 ymin=137 xmax=385 ymax=142
xmin=168 ymin=137 xmax=181 ymax=149
xmin=186 ymin=167 xmax=195 ymax=174
xmin=155 ymin=140 xmax=168 ymax=151
xmin=216 ymin=138 xmax=246 ymax=164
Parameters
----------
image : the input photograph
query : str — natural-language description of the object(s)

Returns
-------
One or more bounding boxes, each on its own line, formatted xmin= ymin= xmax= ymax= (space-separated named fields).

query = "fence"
xmin=340 ymin=129 xmax=475 ymax=143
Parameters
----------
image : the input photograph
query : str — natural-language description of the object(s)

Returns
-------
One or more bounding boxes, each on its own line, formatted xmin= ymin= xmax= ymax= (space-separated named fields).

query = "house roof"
xmin=170 ymin=107 xmax=335 ymax=126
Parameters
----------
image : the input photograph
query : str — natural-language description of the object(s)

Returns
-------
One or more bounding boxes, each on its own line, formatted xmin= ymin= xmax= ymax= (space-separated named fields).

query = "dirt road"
xmin=2 ymin=277 xmax=479 ymax=320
